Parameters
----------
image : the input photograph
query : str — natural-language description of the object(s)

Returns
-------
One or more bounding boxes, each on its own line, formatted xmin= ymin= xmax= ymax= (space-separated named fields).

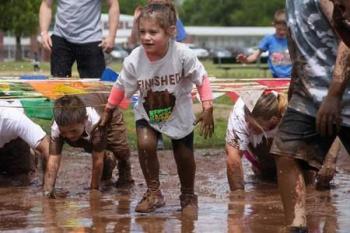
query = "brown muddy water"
xmin=0 ymin=148 xmax=350 ymax=233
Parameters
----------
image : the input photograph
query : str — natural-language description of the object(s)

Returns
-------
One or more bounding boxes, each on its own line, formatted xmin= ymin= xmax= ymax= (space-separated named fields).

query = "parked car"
xmin=110 ymin=45 xmax=129 ymax=60
xmin=186 ymin=44 xmax=209 ymax=59
xmin=210 ymin=47 xmax=234 ymax=64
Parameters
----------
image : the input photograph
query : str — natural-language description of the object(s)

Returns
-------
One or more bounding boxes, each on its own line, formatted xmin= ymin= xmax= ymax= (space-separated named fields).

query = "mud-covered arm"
xmin=35 ymin=135 xmax=50 ymax=174
xmin=43 ymin=137 xmax=64 ymax=198
xmin=317 ymin=137 xmax=341 ymax=189
xmin=195 ymin=75 xmax=214 ymax=139
xmin=90 ymin=126 xmax=108 ymax=190
xmin=316 ymin=42 xmax=350 ymax=136
xmin=226 ymin=143 xmax=244 ymax=191
xmin=90 ymin=150 xmax=104 ymax=190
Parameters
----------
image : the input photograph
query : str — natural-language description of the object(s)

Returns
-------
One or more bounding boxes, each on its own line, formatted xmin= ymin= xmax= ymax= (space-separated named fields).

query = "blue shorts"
xmin=270 ymin=108 xmax=350 ymax=170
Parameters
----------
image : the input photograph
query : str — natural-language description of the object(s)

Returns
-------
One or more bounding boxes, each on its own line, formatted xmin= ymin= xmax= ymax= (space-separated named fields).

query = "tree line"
xmin=0 ymin=0 xmax=284 ymax=60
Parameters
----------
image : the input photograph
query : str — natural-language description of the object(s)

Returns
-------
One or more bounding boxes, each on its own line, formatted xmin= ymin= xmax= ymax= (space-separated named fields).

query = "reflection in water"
xmin=0 ymin=150 xmax=349 ymax=232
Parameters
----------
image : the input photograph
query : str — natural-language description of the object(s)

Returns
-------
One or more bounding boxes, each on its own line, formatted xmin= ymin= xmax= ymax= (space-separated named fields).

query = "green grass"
xmin=1 ymin=59 xmax=268 ymax=149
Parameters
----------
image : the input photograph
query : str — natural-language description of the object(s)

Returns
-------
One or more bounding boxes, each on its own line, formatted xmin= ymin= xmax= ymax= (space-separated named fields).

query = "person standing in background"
xmin=39 ymin=0 xmax=120 ymax=78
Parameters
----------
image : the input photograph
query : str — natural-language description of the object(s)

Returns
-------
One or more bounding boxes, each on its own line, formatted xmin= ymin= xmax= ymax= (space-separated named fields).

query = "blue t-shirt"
xmin=258 ymin=34 xmax=292 ymax=78
xmin=176 ymin=19 xmax=187 ymax=42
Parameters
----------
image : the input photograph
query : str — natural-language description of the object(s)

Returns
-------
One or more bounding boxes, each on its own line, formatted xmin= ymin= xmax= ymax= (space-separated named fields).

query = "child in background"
xmin=43 ymin=94 xmax=133 ymax=197
xmin=236 ymin=9 xmax=291 ymax=78
xmin=226 ymin=92 xmax=339 ymax=192
xmin=100 ymin=3 xmax=214 ymax=216
xmin=0 ymin=105 xmax=49 ymax=183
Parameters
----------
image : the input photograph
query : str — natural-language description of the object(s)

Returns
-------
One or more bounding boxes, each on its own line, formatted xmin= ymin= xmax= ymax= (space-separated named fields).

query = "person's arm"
xmin=43 ymin=138 xmax=63 ymax=198
xmin=316 ymin=137 xmax=340 ymax=189
xmin=90 ymin=150 xmax=105 ymax=190
xmin=225 ymin=144 xmax=244 ymax=191
xmin=195 ymin=75 xmax=214 ymax=139
xmin=35 ymin=135 xmax=50 ymax=174
xmin=316 ymin=41 xmax=350 ymax=136
xmin=39 ymin=0 xmax=53 ymax=51
xmin=99 ymin=0 xmax=119 ymax=53
xmin=127 ymin=5 xmax=142 ymax=49
xmin=236 ymin=50 xmax=262 ymax=64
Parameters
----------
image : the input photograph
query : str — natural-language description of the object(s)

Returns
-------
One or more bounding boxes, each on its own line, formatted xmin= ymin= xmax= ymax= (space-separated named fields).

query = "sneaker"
xmin=288 ymin=226 xmax=308 ymax=233
xmin=180 ymin=194 xmax=198 ymax=217
xmin=115 ymin=159 xmax=134 ymax=188
xmin=135 ymin=189 xmax=165 ymax=213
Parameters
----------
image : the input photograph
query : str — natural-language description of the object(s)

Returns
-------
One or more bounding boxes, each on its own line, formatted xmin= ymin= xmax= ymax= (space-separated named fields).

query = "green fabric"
xmin=20 ymin=98 xmax=53 ymax=120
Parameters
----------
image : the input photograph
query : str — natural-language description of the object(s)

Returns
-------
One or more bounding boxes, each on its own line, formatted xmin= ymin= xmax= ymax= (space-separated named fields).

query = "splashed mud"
xmin=0 ymin=148 xmax=350 ymax=232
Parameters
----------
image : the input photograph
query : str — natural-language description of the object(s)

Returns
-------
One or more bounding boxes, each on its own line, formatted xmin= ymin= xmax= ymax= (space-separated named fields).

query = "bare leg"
xmin=275 ymin=156 xmax=307 ymax=228
xmin=172 ymin=132 xmax=195 ymax=195
xmin=136 ymin=125 xmax=159 ymax=191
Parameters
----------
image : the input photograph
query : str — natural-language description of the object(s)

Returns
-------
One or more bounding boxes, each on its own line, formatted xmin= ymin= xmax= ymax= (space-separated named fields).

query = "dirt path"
xmin=0 ymin=148 xmax=350 ymax=232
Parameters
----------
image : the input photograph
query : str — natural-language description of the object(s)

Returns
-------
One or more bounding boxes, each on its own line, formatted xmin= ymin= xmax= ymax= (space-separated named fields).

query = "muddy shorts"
xmin=0 ymin=138 xmax=36 ymax=175
xmin=106 ymin=109 xmax=130 ymax=160
xmin=270 ymin=108 xmax=350 ymax=170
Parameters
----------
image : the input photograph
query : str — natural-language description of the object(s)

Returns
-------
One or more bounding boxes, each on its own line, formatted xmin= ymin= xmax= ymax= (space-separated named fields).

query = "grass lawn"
xmin=0 ymin=59 xmax=271 ymax=149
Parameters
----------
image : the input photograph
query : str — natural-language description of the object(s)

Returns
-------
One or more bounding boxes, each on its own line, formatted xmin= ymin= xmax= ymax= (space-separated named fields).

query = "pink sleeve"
xmin=108 ymin=86 xmax=125 ymax=106
xmin=196 ymin=75 xmax=213 ymax=101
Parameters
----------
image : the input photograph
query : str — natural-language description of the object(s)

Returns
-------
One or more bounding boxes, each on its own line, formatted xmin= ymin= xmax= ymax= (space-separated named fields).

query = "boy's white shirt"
xmin=0 ymin=106 xmax=46 ymax=148
xmin=51 ymin=107 xmax=100 ymax=141
xmin=115 ymin=40 xmax=207 ymax=139
xmin=226 ymin=98 xmax=277 ymax=151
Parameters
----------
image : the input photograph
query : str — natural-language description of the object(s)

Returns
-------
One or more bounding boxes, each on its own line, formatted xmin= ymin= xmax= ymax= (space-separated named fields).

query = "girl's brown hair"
xmin=138 ymin=2 xmax=177 ymax=33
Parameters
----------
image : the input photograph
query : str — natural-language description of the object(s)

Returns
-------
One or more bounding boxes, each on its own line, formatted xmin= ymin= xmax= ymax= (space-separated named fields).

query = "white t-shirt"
xmin=0 ymin=107 xmax=46 ymax=148
xmin=51 ymin=107 xmax=100 ymax=140
xmin=225 ymin=98 xmax=277 ymax=151
xmin=115 ymin=40 xmax=207 ymax=139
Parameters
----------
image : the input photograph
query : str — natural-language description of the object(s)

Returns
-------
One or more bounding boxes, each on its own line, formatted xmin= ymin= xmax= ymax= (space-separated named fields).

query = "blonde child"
xmin=100 ymin=2 xmax=214 ymax=216
xmin=226 ymin=92 xmax=339 ymax=192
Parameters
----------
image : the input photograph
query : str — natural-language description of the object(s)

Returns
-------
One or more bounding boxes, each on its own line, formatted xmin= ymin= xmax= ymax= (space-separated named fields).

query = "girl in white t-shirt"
xmin=100 ymin=2 xmax=214 ymax=216
xmin=226 ymin=92 xmax=340 ymax=192
xmin=225 ymin=92 xmax=288 ymax=191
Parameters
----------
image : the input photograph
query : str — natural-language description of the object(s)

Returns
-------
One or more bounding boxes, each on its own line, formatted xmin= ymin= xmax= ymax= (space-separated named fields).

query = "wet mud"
xmin=0 ymin=148 xmax=350 ymax=232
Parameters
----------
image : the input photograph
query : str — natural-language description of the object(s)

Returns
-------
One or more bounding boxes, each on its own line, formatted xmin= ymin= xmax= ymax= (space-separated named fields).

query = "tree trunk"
xmin=15 ymin=35 xmax=22 ymax=61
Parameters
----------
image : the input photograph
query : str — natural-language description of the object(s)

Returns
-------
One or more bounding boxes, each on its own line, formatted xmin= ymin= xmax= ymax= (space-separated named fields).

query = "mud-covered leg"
xmin=172 ymin=132 xmax=198 ymax=217
xmin=135 ymin=124 xmax=165 ymax=212
xmin=115 ymin=149 xmax=134 ymax=188
xmin=276 ymin=156 xmax=308 ymax=233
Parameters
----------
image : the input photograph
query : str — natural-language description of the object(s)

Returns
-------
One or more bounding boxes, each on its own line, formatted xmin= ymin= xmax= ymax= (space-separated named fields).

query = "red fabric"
xmin=196 ymin=76 xmax=213 ymax=101
xmin=256 ymin=80 xmax=290 ymax=88
xmin=226 ymin=91 xmax=240 ymax=103
xmin=108 ymin=86 xmax=129 ymax=109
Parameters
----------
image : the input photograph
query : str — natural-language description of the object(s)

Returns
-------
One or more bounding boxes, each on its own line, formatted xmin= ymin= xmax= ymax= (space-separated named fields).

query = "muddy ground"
xmin=0 ymin=147 xmax=350 ymax=233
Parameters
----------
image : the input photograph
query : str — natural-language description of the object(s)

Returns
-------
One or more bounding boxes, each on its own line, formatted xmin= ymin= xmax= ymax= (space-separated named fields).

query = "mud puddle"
xmin=0 ymin=148 xmax=350 ymax=232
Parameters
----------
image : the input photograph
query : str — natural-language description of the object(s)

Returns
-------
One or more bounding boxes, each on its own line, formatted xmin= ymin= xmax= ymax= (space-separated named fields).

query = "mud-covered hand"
xmin=316 ymin=163 xmax=336 ymax=190
xmin=316 ymin=95 xmax=341 ymax=136
xmin=92 ymin=107 xmax=114 ymax=133
xmin=195 ymin=104 xmax=214 ymax=139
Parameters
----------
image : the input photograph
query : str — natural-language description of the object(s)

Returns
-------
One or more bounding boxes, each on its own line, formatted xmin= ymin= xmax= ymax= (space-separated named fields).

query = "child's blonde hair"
xmin=248 ymin=92 xmax=287 ymax=121
xmin=138 ymin=2 xmax=177 ymax=34
xmin=273 ymin=9 xmax=286 ymax=25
